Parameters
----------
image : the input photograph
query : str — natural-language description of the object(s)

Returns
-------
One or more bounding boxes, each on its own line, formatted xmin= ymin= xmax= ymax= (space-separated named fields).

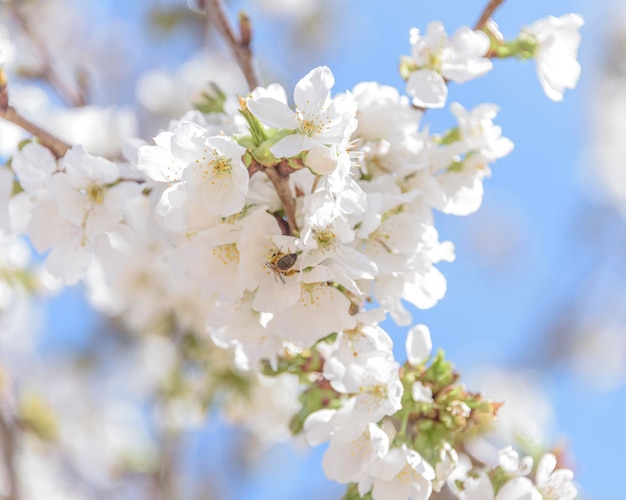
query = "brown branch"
xmin=10 ymin=5 xmax=86 ymax=107
xmin=0 ymin=74 xmax=70 ymax=159
xmin=474 ymin=0 xmax=505 ymax=31
xmin=200 ymin=0 xmax=260 ymax=90
xmin=247 ymin=157 xmax=298 ymax=235
xmin=276 ymin=158 xmax=300 ymax=176
xmin=247 ymin=159 xmax=263 ymax=177
xmin=0 ymin=409 xmax=19 ymax=500
xmin=0 ymin=97 xmax=70 ymax=159
xmin=263 ymin=165 xmax=298 ymax=235
xmin=152 ymin=431 xmax=178 ymax=500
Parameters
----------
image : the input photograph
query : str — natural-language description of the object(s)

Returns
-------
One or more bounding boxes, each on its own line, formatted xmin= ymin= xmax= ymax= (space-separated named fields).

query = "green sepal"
xmin=237 ymin=136 xmax=258 ymax=152
xmin=11 ymin=178 xmax=23 ymax=196
xmin=439 ymin=127 xmax=461 ymax=145
xmin=289 ymin=383 xmax=343 ymax=435
xmin=447 ymin=159 xmax=464 ymax=172
xmin=251 ymin=138 xmax=280 ymax=166
xmin=399 ymin=55 xmax=418 ymax=81
xmin=422 ymin=349 xmax=456 ymax=387
xmin=195 ymin=83 xmax=227 ymax=114
xmin=249 ymin=129 xmax=297 ymax=166
xmin=238 ymin=98 xmax=268 ymax=146
xmin=343 ymin=483 xmax=372 ymax=500
xmin=491 ymin=466 xmax=512 ymax=495
xmin=493 ymin=35 xmax=538 ymax=60
xmin=17 ymin=138 xmax=33 ymax=151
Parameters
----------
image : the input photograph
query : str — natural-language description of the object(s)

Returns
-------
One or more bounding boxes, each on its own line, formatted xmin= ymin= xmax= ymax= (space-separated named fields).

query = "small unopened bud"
xmin=239 ymin=12 xmax=252 ymax=47
xmin=447 ymin=400 xmax=471 ymax=428
xmin=305 ymin=144 xmax=338 ymax=175
xmin=406 ymin=324 xmax=432 ymax=366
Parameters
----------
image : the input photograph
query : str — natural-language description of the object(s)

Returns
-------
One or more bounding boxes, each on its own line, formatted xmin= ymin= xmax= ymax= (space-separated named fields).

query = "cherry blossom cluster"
xmin=457 ymin=447 xmax=577 ymax=500
xmin=0 ymin=3 xmax=585 ymax=498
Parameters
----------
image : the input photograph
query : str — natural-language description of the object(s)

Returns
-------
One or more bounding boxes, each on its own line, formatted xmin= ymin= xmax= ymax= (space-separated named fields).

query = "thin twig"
xmin=152 ymin=431 xmax=178 ymax=500
xmin=263 ymin=166 xmax=298 ymax=235
xmin=0 ymin=98 xmax=70 ymax=159
xmin=474 ymin=0 xmax=505 ymax=31
xmin=0 ymin=75 xmax=70 ymax=158
xmin=247 ymin=159 xmax=264 ymax=177
xmin=10 ymin=4 xmax=86 ymax=107
xmin=0 ymin=409 xmax=19 ymax=500
xmin=201 ymin=0 xmax=260 ymax=90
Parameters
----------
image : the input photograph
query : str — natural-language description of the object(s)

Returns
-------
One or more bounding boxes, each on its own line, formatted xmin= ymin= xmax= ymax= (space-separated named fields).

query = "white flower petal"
xmin=247 ymin=97 xmax=299 ymax=129
xmin=536 ymin=453 xmax=557 ymax=485
xmin=270 ymin=133 xmax=317 ymax=158
xmin=294 ymin=66 xmax=334 ymax=113
xmin=496 ymin=477 xmax=541 ymax=500
xmin=406 ymin=324 xmax=432 ymax=366
xmin=406 ymin=69 xmax=448 ymax=108
xmin=137 ymin=141 xmax=185 ymax=182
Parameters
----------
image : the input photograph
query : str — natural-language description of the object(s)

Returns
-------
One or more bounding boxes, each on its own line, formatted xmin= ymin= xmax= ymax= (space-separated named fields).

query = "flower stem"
xmin=0 ymin=408 xmax=20 ymax=500
xmin=474 ymin=0 xmax=506 ymax=31
xmin=201 ymin=0 xmax=261 ymax=90
xmin=399 ymin=408 xmax=410 ymax=437
xmin=263 ymin=165 xmax=298 ymax=235
xmin=9 ymin=4 xmax=87 ymax=107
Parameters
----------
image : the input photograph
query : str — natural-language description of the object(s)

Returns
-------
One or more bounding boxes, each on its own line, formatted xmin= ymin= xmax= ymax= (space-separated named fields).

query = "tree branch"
xmin=0 ymin=100 xmax=70 ymax=160
xmin=0 ymin=74 xmax=71 ymax=159
xmin=0 ymin=110 xmax=70 ymax=159
xmin=10 ymin=4 xmax=87 ymax=107
xmin=474 ymin=0 xmax=505 ymax=31
xmin=152 ymin=431 xmax=179 ymax=500
xmin=200 ymin=0 xmax=261 ymax=90
xmin=263 ymin=165 xmax=298 ymax=236
xmin=0 ymin=409 xmax=19 ymax=500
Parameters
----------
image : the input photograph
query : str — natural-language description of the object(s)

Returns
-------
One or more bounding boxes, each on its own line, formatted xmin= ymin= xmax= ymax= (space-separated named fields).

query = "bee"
xmin=265 ymin=249 xmax=299 ymax=284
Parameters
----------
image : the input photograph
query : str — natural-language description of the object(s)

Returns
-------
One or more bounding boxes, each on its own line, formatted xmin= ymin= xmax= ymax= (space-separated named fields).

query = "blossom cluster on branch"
xmin=0 ymin=1 xmax=584 ymax=498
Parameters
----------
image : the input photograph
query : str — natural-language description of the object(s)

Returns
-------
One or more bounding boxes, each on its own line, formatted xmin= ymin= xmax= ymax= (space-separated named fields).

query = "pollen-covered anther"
xmin=210 ymin=155 xmax=233 ymax=179
xmin=86 ymin=183 xmax=106 ymax=204
xmin=427 ymin=52 xmax=442 ymax=69
xmin=299 ymin=118 xmax=322 ymax=137
xmin=313 ymin=227 xmax=337 ymax=251
xmin=212 ymin=243 xmax=239 ymax=266
xmin=371 ymin=384 xmax=387 ymax=398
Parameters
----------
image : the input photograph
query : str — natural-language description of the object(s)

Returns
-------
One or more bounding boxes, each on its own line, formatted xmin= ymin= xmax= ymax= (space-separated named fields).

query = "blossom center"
xmin=313 ymin=227 xmax=336 ymax=250
xmin=86 ymin=183 xmax=106 ymax=204
xmin=427 ymin=51 xmax=442 ymax=70
xmin=210 ymin=155 xmax=232 ymax=179
xmin=212 ymin=243 xmax=239 ymax=265
xmin=299 ymin=118 xmax=319 ymax=137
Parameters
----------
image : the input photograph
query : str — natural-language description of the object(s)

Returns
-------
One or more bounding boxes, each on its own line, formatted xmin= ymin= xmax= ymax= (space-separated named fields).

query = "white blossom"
xmin=363 ymin=445 xmax=435 ymax=500
xmin=523 ymin=14 xmax=584 ymax=101
xmin=460 ymin=473 xmax=541 ymax=500
xmin=451 ymin=102 xmax=514 ymax=161
xmin=499 ymin=446 xmax=534 ymax=477
xmin=535 ymin=453 xmax=578 ymax=500
xmin=247 ymin=66 xmax=357 ymax=173
xmin=407 ymin=22 xmax=492 ymax=108
xmin=138 ymin=121 xmax=249 ymax=222
xmin=322 ymin=423 xmax=390 ymax=484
